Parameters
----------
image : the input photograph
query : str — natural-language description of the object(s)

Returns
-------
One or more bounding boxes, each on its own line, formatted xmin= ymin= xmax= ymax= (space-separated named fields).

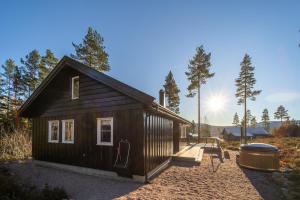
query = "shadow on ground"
xmin=203 ymin=147 xmax=226 ymax=172
xmin=5 ymin=161 xmax=142 ymax=200
xmin=238 ymin=160 xmax=284 ymax=200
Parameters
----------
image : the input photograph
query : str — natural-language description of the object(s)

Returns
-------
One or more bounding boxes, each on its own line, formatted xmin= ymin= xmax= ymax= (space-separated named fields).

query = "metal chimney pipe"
xmin=159 ymin=89 xmax=165 ymax=107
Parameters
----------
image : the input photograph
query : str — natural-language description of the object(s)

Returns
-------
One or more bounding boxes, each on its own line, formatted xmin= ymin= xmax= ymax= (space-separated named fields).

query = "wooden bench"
xmin=201 ymin=137 xmax=225 ymax=171
xmin=202 ymin=137 xmax=224 ymax=150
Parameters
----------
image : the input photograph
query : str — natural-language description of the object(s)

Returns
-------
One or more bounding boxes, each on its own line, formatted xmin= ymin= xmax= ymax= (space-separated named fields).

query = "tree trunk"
xmin=244 ymin=98 xmax=247 ymax=144
xmin=7 ymin=77 xmax=11 ymax=118
xmin=198 ymin=81 xmax=201 ymax=143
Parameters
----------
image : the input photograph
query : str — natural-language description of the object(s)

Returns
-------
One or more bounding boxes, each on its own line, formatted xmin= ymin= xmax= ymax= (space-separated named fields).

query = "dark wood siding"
xmin=32 ymin=110 xmax=145 ymax=175
xmin=144 ymin=112 xmax=173 ymax=173
xmin=24 ymin=67 xmax=142 ymax=117
xmin=30 ymin=67 xmax=145 ymax=175
xmin=28 ymin=64 xmax=188 ymax=177
xmin=173 ymin=122 xmax=180 ymax=153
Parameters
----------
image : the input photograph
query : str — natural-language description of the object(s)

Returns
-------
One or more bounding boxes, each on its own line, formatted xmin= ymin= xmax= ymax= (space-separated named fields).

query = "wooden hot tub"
xmin=239 ymin=143 xmax=279 ymax=171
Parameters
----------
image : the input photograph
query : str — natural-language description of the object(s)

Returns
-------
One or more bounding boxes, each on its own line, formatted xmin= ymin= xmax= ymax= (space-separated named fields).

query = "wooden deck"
xmin=172 ymin=144 xmax=204 ymax=163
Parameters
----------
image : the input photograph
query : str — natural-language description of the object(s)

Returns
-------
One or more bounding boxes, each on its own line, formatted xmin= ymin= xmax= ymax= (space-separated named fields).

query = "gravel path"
xmin=118 ymin=151 xmax=283 ymax=200
xmin=5 ymin=151 xmax=282 ymax=200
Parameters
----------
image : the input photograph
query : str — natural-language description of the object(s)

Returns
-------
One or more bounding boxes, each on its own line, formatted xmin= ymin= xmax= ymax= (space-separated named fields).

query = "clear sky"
xmin=0 ymin=0 xmax=299 ymax=125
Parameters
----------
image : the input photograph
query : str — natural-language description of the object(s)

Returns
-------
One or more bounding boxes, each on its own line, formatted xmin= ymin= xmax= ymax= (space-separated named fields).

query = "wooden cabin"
xmin=19 ymin=56 xmax=190 ymax=181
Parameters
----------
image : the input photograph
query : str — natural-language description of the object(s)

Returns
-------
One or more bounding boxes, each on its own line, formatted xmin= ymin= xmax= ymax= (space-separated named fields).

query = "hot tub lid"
xmin=240 ymin=143 xmax=278 ymax=152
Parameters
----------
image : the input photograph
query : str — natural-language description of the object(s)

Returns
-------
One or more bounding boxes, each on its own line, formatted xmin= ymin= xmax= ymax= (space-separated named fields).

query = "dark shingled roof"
xmin=223 ymin=127 xmax=270 ymax=137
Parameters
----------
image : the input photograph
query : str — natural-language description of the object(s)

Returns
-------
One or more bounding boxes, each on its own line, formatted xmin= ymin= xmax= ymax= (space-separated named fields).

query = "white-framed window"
xmin=62 ymin=119 xmax=74 ymax=144
xmin=48 ymin=120 xmax=59 ymax=143
xmin=180 ymin=125 xmax=187 ymax=138
xmin=97 ymin=117 xmax=113 ymax=146
xmin=71 ymin=76 xmax=79 ymax=99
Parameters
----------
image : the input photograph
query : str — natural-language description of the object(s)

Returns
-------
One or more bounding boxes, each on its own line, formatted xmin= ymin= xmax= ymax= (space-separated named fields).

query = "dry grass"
xmin=223 ymin=137 xmax=300 ymax=169
xmin=0 ymin=130 xmax=32 ymax=161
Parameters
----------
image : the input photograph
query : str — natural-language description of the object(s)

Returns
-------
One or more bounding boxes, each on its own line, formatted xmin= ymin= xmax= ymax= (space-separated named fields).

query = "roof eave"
xmin=18 ymin=56 xmax=156 ymax=117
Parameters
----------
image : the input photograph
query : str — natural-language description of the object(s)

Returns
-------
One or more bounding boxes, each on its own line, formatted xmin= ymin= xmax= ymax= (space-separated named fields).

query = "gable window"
xmin=97 ymin=117 xmax=113 ymax=146
xmin=72 ymin=76 xmax=79 ymax=99
xmin=48 ymin=120 xmax=59 ymax=143
xmin=62 ymin=119 xmax=74 ymax=144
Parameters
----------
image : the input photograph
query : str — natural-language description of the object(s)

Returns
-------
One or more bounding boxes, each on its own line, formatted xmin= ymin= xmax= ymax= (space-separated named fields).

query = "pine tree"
xmin=12 ymin=66 xmax=24 ymax=108
xmin=11 ymin=65 xmax=25 ymax=129
xmin=71 ymin=27 xmax=110 ymax=72
xmin=235 ymin=54 xmax=261 ymax=143
xmin=274 ymin=105 xmax=289 ymax=125
xmin=1 ymin=59 xmax=16 ymax=117
xmin=250 ymin=116 xmax=257 ymax=128
xmin=185 ymin=45 xmax=214 ymax=142
xmin=163 ymin=71 xmax=180 ymax=113
xmin=39 ymin=49 xmax=59 ymax=81
xmin=232 ymin=112 xmax=240 ymax=127
xmin=191 ymin=120 xmax=196 ymax=134
xmin=0 ymin=74 xmax=5 ymax=123
xmin=261 ymin=108 xmax=270 ymax=131
xmin=21 ymin=50 xmax=41 ymax=97
xmin=241 ymin=110 xmax=252 ymax=127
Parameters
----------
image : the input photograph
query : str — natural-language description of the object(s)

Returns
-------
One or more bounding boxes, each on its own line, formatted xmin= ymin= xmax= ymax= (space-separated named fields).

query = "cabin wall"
xmin=30 ymin=67 xmax=145 ymax=175
xmin=179 ymin=124 xmax=188 ymax=151
xmin=32 ymin=109 xmax=145 ymax=175
xmin=173 ymin=122 xmax=180 ymax=153
xmin=144 ymin=112 xmax=173 ymax=173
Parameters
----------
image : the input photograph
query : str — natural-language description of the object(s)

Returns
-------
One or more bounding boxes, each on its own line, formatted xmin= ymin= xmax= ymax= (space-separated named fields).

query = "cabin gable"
xmin=21 ymin=65 xmax=143 ymax=117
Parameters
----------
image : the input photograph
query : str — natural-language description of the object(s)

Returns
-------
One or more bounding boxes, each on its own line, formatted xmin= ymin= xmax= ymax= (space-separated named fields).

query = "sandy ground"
xmin=118 ymin=151 xmax=283 ymax=200
xmin=5 ymin=150 xmax=283 ymax=200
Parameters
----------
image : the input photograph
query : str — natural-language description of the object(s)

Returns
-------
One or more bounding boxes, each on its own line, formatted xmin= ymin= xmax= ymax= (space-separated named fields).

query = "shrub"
xmin=274 ymin=125 xmax=300 ymax=137
xmin=0 ymin=130 xmax=32 ymax=161
xmin=294 ymin=158 xmax=300 ymax=168
xmin=0 ymin=167 xmax=69 ymax=200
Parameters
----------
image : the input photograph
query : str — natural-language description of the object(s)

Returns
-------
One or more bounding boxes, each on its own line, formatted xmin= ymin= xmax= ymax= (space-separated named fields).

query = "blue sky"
xmin=0 ymin=0 xmax=299 ymax=125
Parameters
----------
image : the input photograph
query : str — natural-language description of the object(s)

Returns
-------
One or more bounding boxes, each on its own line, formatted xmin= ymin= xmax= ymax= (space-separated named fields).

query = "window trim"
xmin=97 ymin=117 xmax=113 ymax=146
xmin=48 ymin=120 xmax=59 ymax=143
xmin=62 ymin=119 xmax=74 ymax=144
xmin=71 ymin=76 xmax=79 ymax=100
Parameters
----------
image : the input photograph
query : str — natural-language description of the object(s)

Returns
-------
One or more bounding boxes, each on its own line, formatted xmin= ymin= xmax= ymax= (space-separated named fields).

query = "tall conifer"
xmin=1 ymin=59 xmax=16 ymax=116
xmin=163 ymin=70 xmax=180 ymax=114
xmin=71 ymin=27 xmax=110 ymax=72
xmin=235 ymin=54 xmax=261 ymax=143
xmin=261 ymin=108 xmax=270 ymax=130
xmin=21 ymin=50 xmax=41 ymax=97
xmin=274 ymin=105 xmax=289 ymax=125
xmin=232 ymin=112 xmax=240 ymax=127
xmin=39 ymin=49 xmax=59 ymax=81
xmin=0 ymin=74 xmax=5 ymax=122
xmin=185 ymin=45 xmax=214 ymax=142
xmin=250 ymin=116 xmax=257 ymax=128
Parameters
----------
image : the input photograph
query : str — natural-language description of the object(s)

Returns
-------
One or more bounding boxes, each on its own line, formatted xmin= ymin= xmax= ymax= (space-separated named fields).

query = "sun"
xmin=206 ymin=93 xmax=227 ymax=112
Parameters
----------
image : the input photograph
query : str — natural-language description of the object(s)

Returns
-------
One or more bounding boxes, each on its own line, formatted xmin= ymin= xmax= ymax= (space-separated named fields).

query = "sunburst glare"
xmin=204 ymin=91 xmax=228 ymax=113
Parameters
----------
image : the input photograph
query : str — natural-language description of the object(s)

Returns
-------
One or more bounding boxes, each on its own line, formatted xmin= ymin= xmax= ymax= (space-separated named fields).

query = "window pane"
xmin=97 ymin=118 xmax=113 ymax=145
xmin=101 ymin=131 xmax=111 ymax=142
xmin=51 ymin=121 xmax=58 ymax=141
xmin=64 ymin=121 xmax=73 ymax=141
xmin=73 ymin=77 xmax=79 ymax=98
xmin=101 ymin=120 xmax=111 ymax=131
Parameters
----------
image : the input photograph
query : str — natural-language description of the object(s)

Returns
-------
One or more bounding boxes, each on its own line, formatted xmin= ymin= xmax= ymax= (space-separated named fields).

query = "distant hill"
xmin=192 ymin=120 xmax=300 ymax=137
xmin=257 ymin=120 xmax=300 ymax=129
xmin=192 ymin=124 xmax=231 ymax=137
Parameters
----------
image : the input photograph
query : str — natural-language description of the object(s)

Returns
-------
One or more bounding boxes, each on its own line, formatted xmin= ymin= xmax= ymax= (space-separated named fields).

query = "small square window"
xmin=72 ymin=76 xmax=79 ymax=99
xmin=97 ymin=117 xmax=113 ymax=146
xmin=62 ymin=119 xmax=74 ymax=144
xmin=48 ymin=120 xmax=59 ymax=143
